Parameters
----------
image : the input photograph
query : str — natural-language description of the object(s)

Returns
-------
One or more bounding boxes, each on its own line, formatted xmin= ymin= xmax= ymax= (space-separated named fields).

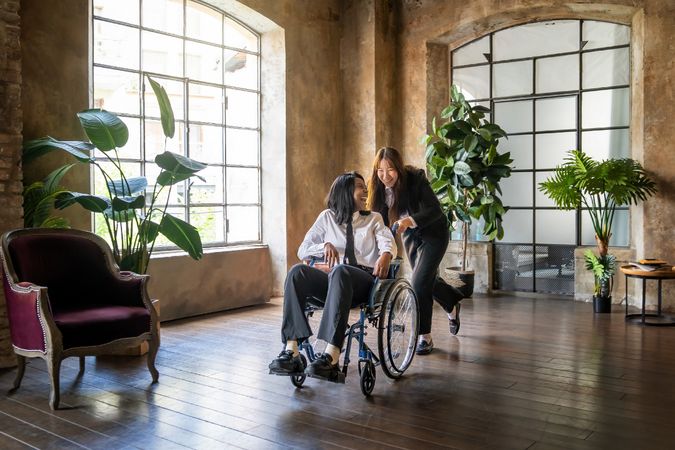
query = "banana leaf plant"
xmin=539 ymin=149 xmax=657 ymax=298
xmin=22 ymin=76 xmax=207 ymax=274
xmin=424 ymin=85 xmax=513 ymax=271
xmin=22 ymin=164 xmax=75 ymax=228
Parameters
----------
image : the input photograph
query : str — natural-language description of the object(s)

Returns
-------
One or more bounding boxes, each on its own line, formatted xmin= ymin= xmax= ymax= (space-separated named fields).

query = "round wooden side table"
xmin=620 ymin=265 xmax=675 ymax=326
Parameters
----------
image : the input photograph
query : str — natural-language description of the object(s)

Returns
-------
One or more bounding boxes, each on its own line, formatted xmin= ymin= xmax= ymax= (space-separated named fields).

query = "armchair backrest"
xmin=2 ymin=229 xmax=121 ymax=310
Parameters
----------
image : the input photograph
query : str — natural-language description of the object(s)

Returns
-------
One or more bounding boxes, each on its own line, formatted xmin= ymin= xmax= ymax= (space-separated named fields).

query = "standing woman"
xmin=367 ymin=147 xmax=463 ymax=355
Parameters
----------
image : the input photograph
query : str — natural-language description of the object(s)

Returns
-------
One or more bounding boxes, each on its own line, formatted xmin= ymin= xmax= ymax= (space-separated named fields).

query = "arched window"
xmin=91 ymin=0 xmax=262 ymax=247
xmin=452 ymin=20 xmax=630 ymax=294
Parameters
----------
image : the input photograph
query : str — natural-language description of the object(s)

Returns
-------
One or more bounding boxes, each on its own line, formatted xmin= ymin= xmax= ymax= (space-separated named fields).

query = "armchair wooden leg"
xmin=47 ymin=354 xmax=62 ymax=410
xmin=147 ymin=335 xmax=159 ymax=383
xmin=79 ymin=356 xmax=85 ymax=375
xmin=10 ymin=355 xmax=26 ymax=392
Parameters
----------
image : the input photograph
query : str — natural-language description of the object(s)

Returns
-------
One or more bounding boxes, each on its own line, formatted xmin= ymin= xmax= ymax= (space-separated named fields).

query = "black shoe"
xmin=305 ymin=353 xmax=345 ymax=383
xmin=415 ymin=338 xmax=434 ymax=355
xmin=449 ymin=302 xmax=461 ymax=335
xmin=269 ymin=350 xmax=305 ymax=375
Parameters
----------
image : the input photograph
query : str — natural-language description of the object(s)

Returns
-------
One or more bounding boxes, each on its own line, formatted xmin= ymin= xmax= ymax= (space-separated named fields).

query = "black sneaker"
xmin=415 ymin=338 xmax=434 ymax=355
xmin=449 ymin=302 xmax=461 ymax=335
xmin=305 ymin=353 xmax=345 ymax=383
xmin=269 ymin=350 xmax=305 ymax=375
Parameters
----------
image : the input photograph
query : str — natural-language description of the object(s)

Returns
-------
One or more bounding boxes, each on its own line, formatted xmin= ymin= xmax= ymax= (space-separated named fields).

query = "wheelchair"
xmin=282 ymin=258 xmax=419 ymax=396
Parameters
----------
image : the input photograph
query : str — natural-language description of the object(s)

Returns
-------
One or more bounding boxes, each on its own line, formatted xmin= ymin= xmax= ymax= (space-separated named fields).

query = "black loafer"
xmin=415 ymin=339 xmax=434 ymax=355
xmin=269 ymin=350 xmax=305 ymax=375
xmin=305 ymin=353 xmax=345 ymax=383
xmin=449 ymin=302 xmax=461 ymax=336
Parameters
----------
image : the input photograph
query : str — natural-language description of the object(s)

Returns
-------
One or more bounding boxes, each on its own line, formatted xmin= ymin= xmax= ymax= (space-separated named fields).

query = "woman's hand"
xmin=394 ymin=217 xmax=415 ymax=235
xmin=373 ymin=252 xmax=393 ymax=279
xmin=323 ymin=242 xmax=339 ymax=268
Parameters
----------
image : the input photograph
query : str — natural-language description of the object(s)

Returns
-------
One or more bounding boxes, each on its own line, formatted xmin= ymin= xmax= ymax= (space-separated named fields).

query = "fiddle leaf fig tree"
xmin=23 ymin=75 xmax=207 ymax=274
xmin=424 ymin=85 xmax=513 ymax=271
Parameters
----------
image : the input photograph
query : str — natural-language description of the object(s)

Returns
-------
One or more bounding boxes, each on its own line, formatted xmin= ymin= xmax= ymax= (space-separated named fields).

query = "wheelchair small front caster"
xmin=290 ymin=354 xmax=308 ymax=388
xmin=359 ymin=360 xmax=376 ymax=396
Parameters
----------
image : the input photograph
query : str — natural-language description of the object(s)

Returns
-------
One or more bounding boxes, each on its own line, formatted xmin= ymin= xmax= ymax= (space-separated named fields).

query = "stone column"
xmin=0 ymin=0 xmax=22 ymax=368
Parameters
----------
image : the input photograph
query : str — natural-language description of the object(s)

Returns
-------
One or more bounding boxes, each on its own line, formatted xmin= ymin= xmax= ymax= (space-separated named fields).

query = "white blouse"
xmin=297 ymin=210 xmax=396 ymax=268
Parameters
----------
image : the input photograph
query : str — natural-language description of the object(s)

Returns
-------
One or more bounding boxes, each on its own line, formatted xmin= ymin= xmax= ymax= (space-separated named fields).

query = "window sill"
xmin=150 ymin=243 xmax=269 ymax=260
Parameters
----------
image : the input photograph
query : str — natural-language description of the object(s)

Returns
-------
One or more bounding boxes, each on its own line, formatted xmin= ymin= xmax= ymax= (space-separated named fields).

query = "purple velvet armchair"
xmin=0 ymin=228 xmax=160 ymax=409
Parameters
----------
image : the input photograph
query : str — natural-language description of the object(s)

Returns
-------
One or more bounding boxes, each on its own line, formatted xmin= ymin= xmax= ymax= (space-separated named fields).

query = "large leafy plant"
xmin=23 ymin=76 xmax=207 ymax=274
xmin=424 ymin=85 xmax=513 ymax=271
xmin=539 ymin=149 xmax=656 ymax=297
xmin=22 ymin=164 xmax=75 ymax=228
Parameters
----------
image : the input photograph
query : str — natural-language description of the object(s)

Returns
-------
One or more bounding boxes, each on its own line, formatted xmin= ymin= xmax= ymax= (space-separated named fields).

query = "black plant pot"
xmin=593 ymin=295 xmax=612 ymax=313
xmin=446 ymin=267 xmax=475 ymax=298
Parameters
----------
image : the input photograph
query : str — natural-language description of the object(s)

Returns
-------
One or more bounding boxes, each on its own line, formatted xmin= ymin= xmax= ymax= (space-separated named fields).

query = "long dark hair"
xmin=367 ymin=147 xmax=408 ymax=217
xmin=327 ymin=171 xmax=364 ymax=225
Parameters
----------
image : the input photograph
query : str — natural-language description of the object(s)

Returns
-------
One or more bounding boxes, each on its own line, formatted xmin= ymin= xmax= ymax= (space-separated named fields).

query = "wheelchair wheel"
xmin=359 ymin=360 xmax=376 ymax=396
xmin=377 ymin=278 xmax=418 ymax=379
xmin=290 ymin=354 xmax=308 ymax=388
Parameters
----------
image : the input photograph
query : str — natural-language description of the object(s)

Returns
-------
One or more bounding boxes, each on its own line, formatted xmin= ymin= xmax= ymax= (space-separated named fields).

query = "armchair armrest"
xmin=107 ymin=270 xmax=154 ymax=312
xmin=1 ymin=278 xmax=51 ymax=353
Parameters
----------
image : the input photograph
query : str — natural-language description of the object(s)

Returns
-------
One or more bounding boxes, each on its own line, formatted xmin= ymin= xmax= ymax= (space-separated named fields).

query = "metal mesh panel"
xmin=494 ymin=243 xmax=574 ymax=295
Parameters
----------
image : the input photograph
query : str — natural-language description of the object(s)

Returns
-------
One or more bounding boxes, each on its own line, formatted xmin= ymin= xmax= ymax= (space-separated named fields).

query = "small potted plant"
xmin=424 ymin=85 xmax=513 ymax=296
xmin=539 ymin=149 xmax=656 ymax=312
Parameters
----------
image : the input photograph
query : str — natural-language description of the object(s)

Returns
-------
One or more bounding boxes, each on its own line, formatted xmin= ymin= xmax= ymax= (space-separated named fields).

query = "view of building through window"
xmin=92 ymin=0 xmax=261 ymax=248
xmin=451 ymin=20 xmax=631 ymax=294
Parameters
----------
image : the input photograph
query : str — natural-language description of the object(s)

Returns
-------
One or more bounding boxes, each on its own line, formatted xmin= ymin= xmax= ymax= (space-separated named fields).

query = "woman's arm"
xmin=409 ymin=169 xmax=444 ymax=229
xmin=372 ymin=213 xmax=396 ymax=278
xmin=297 ymin=211 xmax=328 ymax=261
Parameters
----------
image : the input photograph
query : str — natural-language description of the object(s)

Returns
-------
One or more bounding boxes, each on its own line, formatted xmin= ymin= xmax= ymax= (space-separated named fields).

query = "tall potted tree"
xmin=539 ymin=149 xmax=656 ymax=312
xmin=424 ymin=85 xmax=513 ymax=296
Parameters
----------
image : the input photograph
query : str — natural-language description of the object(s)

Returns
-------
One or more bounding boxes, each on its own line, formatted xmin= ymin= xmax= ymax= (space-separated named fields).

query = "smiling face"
xmin=377 ymin=158 xmax=399 ymax=189
xmin=353 ymin=177 xmax=368 ymax=211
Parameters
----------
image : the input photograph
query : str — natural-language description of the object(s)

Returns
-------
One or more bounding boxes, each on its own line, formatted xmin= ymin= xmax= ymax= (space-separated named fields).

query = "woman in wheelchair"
xmin=268 ymin=171 xmax=396 ymax=382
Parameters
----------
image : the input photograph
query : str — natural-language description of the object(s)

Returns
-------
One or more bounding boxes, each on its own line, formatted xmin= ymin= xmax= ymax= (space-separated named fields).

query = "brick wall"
xmin=0 ymin=0 xmax=22 ymax=368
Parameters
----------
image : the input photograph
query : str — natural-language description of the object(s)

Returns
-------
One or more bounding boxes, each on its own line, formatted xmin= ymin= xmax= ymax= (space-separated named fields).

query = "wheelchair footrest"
xmin=269 ymin=370 xmax=306 ymax=377
xmin=306 ymin=370 xmax=346 ymax=384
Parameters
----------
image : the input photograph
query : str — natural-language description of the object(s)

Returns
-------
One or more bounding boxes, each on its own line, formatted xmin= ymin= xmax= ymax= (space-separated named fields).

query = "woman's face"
xmin=377 ymin=158 xmax=399 ymax=188
xmin=353 ymin=177 xmax=368 ymax=211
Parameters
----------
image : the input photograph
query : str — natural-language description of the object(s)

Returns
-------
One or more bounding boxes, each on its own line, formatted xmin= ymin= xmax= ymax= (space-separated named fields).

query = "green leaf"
xmin=55 ymin=192 xmax=111 ymax=213
xmin=43 ymin=164 xmax=76 ymax=194
xmin=453 ymin=120 xmax=473 ymax=135
xmin=23 ymin=137 xmax=94 ymax=163
xmin=159 ymin=213 xmax=204 ymax=260
xmin=463 ymin=134 xmax=478 ymax=152
xmin=39 ymin=216 xmax=70 ymax=229
xmin=477 ymin=128 xmax=492 ymax=142
xmin=77 ymin=109 xmax=129 ymax=151
xmin=480 ymin=195 xmax=494 ymax=205
xmin=472 ymin=105 xmax=491 ymax=113
xmin=107 ymin=177 xmax=148 ymax=196
xmin=453 ymin=161 xmax=471 ymax=175
xmin=112 ymin=195 xmax=145 ymax=211
xmin=156 ymin=170 xmax=199 ymax=186
xmin=140 ymin=220 xmax=161 ymax=242
xmin=147 ymin=76 xmax=176 ymax=139
xmin=155 ymin=151 xmax=207 ymax=174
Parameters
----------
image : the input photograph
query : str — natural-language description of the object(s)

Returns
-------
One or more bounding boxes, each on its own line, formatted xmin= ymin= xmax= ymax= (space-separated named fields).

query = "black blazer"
xmin=376 ymin=167 xmax=448 ymax=242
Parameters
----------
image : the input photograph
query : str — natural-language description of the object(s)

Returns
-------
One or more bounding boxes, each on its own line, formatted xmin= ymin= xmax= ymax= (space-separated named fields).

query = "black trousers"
xmin=281 ymin=263 xmax=375 ymax=348
xmin=404 ymin=230 xmax=464 ymax=335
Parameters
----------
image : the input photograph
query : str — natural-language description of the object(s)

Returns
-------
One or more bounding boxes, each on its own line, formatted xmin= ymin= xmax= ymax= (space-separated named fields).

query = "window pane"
xmin=145 ymin=120 xmax=185 ymax=161
xmin=227 ymin=206 xmax=260 ymax=242
xmin=501 ymin=172 xmax=532 ymax=207
xmin=453 ymin=36 xmax=490 ymax=66
xmin=494 ymin=100 xmax=532 ymax=134
xmin=535 ymin=171 xmax=556 ymax=207
xmin=453 ymin=65 xmax=490 ymax=100
xmin=535 ymin=97 xmax=576 ymax=131
xmin=186 ymin=1 xmax=222 ymax=44
xmin=536 ymin=54 xmax=579 ymax=93
xmin=189 ymin=83 xmax=223 ymax=123
xmin=225 ymin=17 xmax=257 ymax=51
xmin=93 ymin=0 xmax=139 ymax=24
xmin=581 ymin=129 xmax=630 ymax=160
xmin=581 ymin=209 xmax=629 ymax=246
xmin=94 ymin=20 xmax=139 ymax=70
xmin=190 ymin=124 xmax=223 ymax=164
xmin=144 ymin=77 xmax=184 ymax=120
xmin=536 ymin=210 xmax=576 ymax=244
xmin=501 ymin=134 xmax=532 ymax=170
xmin=190 ymin=206 xmax=225 ymax=244
xmin=501 ymin=209 xmax=533 ymax=243
xmin=493 ymin=61 xmax=532 ymax=97
xmin=93 ymin=67 xmax=140 ymax=115
xmin=582 ymin=88 xmax=630 ymax=128
xmin=493 ymin=20 xmax=579 ymax=61
xmin=226 ymin=128 xmax=259 ymax=166
xmin=145 ymin=164 xmax=185 ymax=206
xmin=142 ymin=31 xmax=184 ymax=77
xmin=582 ymin=21 xmax=630 ymax=50
xmin=142 ymin=0 xmax=183 ymax=34
xmin=226 ymin=89 xmax=258 ymax=128
xmin=117 ymin=117 xmax=141 ymax=160
xmin=225 ymin=50 xmax=258 ymax=90
xmin=535 ymin=132 xmax=576 ymax=169
xmin=190 ymin=166 xmax=223 ymax=204
xmin=583 ymin=47 xmax=629 ymax=89
xmin=227 ymin=167 xmax=259 ymax=204
xmin=186 ymin=41 xmax=223 ymax=84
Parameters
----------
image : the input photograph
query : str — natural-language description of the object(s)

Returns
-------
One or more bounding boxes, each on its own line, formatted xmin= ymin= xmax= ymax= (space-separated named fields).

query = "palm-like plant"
xmin=540 ymin=149 xmax=656 ymax=299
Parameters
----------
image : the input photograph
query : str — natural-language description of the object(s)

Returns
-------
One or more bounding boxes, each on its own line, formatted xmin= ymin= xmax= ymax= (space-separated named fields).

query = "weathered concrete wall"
xmin=0 ymin=0 xmax=22 ymax=368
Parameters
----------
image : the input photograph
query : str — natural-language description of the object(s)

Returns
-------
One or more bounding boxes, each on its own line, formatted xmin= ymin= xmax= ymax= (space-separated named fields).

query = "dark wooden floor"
xmin=2 ymin=294 xmax=675 ymax=449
